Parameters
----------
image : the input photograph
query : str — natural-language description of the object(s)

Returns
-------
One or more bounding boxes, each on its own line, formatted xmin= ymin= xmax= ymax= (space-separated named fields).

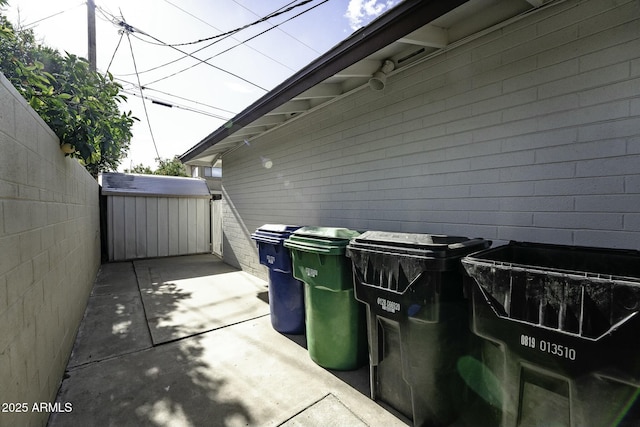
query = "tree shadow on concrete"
xmin=66 ymin=262 xmax=153 ymax=368
xmin=49 ymin=257 xmax=260 ymax=427
xmin=134 ymin=255 xmax=270 ymax=345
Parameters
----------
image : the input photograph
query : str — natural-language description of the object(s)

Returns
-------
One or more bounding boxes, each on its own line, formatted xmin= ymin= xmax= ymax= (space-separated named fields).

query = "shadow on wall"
xmin=220 ymin=185 xmax=260 ymax=272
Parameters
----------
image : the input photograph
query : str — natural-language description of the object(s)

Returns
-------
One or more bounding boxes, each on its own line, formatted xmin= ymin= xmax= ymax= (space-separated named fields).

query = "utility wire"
xmin=105 ymin=31 xmax=124 ymax=77
xmin=128 ymin=29 xmax=267 ymax=91
xmin=20 ymin=2 xmax=84 ymax=30
xmin=140 ymin=86 xmax=237 ymax=116
xmin=140 ymin=0 xmax=329 ymax=87
xmin=120 ymin=0 xmax=297 ymax=77
xmin=124 ymin=29 xmax=161 ymax=160
xmin=101 ymin=8 xmax=267 ymax=92
xmin=211 ymin=0 xmax=330 ymax=63
xmin=95 ymin=3 xmax=118 ymax=23
xmin=111 ymin=1 xmax=298 ymax=78
xmin=230 ymin=0 xmax=320 ymax=54
xmin=118 ymin=27 xmax=237 ymax=77
xmin=121 ymin=90 xmax=231 ymax=121
xmin=114 ymin=76 xmax=237 ymax=116
xmin=135 ymin=0 xmax=311 ymax=48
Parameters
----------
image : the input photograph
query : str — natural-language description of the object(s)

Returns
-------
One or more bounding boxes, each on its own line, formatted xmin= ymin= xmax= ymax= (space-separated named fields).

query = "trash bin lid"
xmin=462 ymin=241 xmax=640 ymax=340
xmin=292 ymin=226 xmax=361 ymax=240
xmin=462 ymin=241 xmax=640 ymax=281
xmin=251 ymin=224 xmax=302 ymax=244
xmin=348 ymin=231 xmax=489 ymax=258
xmin=284 ymin=226 xmax=361 ymax=255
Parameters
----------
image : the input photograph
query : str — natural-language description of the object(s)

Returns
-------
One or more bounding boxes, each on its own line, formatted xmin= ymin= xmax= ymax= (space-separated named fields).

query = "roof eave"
xmin=179 ymin=0 xmax=468 ymax=163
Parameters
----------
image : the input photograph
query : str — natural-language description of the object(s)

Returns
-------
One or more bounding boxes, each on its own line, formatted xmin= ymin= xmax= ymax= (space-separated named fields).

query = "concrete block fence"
xmin=0 ymin=73 xmax=100 ymax=427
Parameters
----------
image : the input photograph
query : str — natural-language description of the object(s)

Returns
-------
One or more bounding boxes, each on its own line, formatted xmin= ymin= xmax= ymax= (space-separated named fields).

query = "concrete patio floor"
xmin=47 ymin=254 xmax=409 ymax=427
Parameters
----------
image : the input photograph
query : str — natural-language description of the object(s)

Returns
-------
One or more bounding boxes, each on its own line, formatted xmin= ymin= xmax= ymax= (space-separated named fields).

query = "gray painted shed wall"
xmin=220 ymin=0 xmax=640 ymax=280
xmin=106 ymin=195 xmax=211 ymax=261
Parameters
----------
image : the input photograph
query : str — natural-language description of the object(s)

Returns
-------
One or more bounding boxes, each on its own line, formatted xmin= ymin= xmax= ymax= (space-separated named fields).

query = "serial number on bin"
xmin=520 ymin=334 xmax=576 ymax=361
xmin=377 ymin=297 xmax=400 ymax=314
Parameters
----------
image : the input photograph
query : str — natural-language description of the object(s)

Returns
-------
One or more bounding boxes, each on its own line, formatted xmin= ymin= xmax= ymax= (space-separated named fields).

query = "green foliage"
xmin=125 ymin=157 xmax=188 ymax=177
xmin=156 ymin=157 xmax=188 ymax=177
xmin=0 ymin=14 xmax=136 ymax=177
xmin=126 ymin=163 xmax=154 ymax=175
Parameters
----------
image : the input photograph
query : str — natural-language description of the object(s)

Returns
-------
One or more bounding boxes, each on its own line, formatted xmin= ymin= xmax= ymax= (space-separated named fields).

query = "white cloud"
xmin=344 ymin=0 xmax=401 ymax=31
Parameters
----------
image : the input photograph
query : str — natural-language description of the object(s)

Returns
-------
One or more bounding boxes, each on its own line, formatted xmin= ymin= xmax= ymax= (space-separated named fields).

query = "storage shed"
xmin=100 ymin=172 xmax=212 ymax=261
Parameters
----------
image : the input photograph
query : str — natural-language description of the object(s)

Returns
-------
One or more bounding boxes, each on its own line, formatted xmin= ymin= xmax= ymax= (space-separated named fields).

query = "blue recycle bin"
xmin=251 ymin=224 xmax=305 ymax=334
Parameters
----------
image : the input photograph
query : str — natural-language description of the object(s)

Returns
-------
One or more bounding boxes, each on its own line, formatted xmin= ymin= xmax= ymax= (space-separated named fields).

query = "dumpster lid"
xmin=256 ymin=224 xmax=301 ymax=234
xmin=284 ymin=226 xmax=361 ymax=255
xmin=462 ymin=241 xmax=640 ymax=281
xmin=348 ymin=231 xmax=489 ymax=257
xmin=462 ymin=241 xmax=640 ymax=340
xmin=251 ymin=224 xmax=302 ymax=244
xmin=291 ymin=226 xmax=361 ymax=241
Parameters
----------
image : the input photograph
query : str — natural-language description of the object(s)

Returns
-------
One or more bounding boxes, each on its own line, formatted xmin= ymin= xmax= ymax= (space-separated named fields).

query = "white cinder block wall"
xmin=0 ymin=74 xmax=100 ymax=426
xmin=222 ymin=0 xmax=640 ymax=280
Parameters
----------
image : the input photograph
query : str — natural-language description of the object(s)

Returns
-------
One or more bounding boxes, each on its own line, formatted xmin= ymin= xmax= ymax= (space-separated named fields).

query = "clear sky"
xmin=3 ymin=0 xmax=399 ymax=170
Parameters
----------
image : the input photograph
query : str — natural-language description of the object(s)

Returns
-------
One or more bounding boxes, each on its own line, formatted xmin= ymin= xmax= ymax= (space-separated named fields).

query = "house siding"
xmin=0 ymin=74 xmax=100 ymax=426
xmin=221 ymin=0 xmax=640 ymax=280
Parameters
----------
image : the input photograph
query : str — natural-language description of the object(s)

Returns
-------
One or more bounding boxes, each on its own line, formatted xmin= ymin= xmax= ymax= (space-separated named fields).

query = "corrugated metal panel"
xmin=99 ymin=172 xmax=210 ymax=198
xmin=106 ymin=195 xmax=211 ymax=261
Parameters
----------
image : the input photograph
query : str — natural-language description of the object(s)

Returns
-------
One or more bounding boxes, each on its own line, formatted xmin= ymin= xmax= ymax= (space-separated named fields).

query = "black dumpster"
xmin=346 ymin=231 xmax=490 ymax=427
xmin=462 ymin=241 xmax=640 ymax=427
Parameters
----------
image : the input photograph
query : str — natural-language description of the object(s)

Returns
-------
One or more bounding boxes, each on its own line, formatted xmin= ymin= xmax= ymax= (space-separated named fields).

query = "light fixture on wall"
xmin=261 ymin=156 xmax=273 ymax=169
xmin=368 ymin=59 xmax=395 ymax=91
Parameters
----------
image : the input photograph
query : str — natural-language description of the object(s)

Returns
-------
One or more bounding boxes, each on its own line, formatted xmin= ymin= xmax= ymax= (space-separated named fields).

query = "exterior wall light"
xmin=369 ymin=59 xmax=395 ymax=91
xmin=261 ymin=156 xmax=273 ymax=169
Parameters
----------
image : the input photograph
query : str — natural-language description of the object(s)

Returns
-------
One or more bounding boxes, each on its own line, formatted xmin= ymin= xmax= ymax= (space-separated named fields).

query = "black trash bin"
xmin=251 ymin=224 xmax=304 ymax=334
xmin=346 ymin=231 xmax=490 ymax=427
xmin=462 ymin=241 xmax=640 ymax=427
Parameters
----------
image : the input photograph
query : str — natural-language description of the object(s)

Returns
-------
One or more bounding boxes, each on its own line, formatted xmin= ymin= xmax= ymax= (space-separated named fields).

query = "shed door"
xmin=211 ymin=199 xmax=223 ymax=257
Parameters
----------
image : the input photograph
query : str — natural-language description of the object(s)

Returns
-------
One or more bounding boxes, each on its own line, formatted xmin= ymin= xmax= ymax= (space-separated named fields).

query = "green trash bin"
xmin=284 ymin=226 xmax=367 ymax=370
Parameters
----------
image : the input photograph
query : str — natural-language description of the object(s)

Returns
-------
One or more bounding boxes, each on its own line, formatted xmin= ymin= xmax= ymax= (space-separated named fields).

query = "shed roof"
xmin=180 ymin=0 xmax=552 ymax=166
xmin=99 ymin=172 xmax=211 ymax=198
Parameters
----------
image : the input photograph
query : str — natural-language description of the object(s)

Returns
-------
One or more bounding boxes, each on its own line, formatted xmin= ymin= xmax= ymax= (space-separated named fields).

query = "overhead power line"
xmin=96 ymin=6 xmax=267 ymax=92
xmin=104 ymin=31 xmax=124 ymax=76
xmin=121 ymin=90 xmax=232 ymax=121
xmin=121 ymin=0 xmax=298 ymax=77
xmin=209 ymin=0 xmax=330 ymax=64
xmin=136 ymin=0 xmax=314 ymax=48
xmin=124 ymin=28 xmax=161 ymax=160
xmin=115 ymin=77 xmax=237 ymax=116
xmin=230 ymin=0 xmax=321 ymax=54
xmin=20 ymin=2 xmax=84 ymax=30
xmin=138 ymin=0 xmax=330 ymax=87
xmin=126 ymin=27 xmax=267 ymax=91
xmin=138 ymin=86 xmax=237 ymax=116
xmin=112 ymin=0 xmax=301 ymax=78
